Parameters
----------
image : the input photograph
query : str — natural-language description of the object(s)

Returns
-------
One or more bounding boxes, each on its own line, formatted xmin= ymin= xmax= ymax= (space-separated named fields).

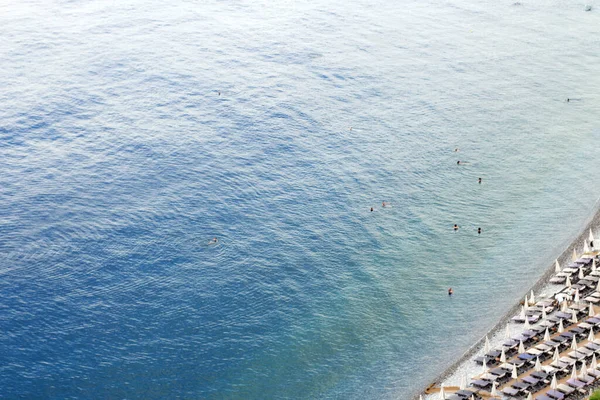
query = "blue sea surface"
xmin=1 ymin=0 xmax=600 ymax=398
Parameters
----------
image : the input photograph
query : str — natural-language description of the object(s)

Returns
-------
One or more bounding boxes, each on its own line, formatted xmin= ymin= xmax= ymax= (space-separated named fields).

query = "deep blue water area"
xmin=1 ymin=0 xmax=600 ymax=398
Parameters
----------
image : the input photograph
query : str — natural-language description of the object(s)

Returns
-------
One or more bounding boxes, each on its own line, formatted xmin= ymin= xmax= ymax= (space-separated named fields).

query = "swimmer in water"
xmin=478 ymin=177 xmax=482 ymax=184
xmin=457 ymin=160 xmax=461 ymax=165
xmin=209 ymin=237 xmax=218 ymax=244
xmin=218 ymin=91 xmax=221 ymax=96
xmin=370 ymin=207 xmax=374 ymax=212
xmin=448 ymin=288 xmax=453 ymax=296
xmin=567 ymin=98 xmax=570 ymax=102
xmin=477 ymin=227 xmax=481 ymax=235
xmin=453 ymin=224 xmax=459 ymax=231
xmin=454 ymin=148 xmax=459 ymax=152
xmin=382 ymin=201 xmax=386 ymax=207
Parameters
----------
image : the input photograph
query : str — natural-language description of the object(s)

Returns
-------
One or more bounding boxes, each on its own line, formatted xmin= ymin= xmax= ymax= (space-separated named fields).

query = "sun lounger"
xmin=455 ymin=389 xmax=477 ymax=398
xmin=546 ymin=389 xmax=565 ymax=399
xmin=531 ymin=371 xmax=549 ymax=380
xmin=512 ymin=381 xmax=529 ymax=390
xmin=578 ymin=322 xmax=593 ymax=330
xmin=569 ymin=327 xmax=586 ymax=336
xmin=535 ymin=395 xmax=553 ymax=400
xmin=555 ymin=311 xmax=572 ymax=320
xmin=536 ymin=343 xmax=553 ymax=352
xmin=585 ymin=296 xmax=600 ymax=303
xmin=557 ymin=383 xmax=576 ymax=394
xmin=576 ymin=347 xmax=593 ymax=357
xmin=527 ymin=348 xmax=543 ymax=357
xmin=522 ymin=375 xmax=541 ymax=386
xmin=518 ymin=352 xmax=535 ymax=360
xmin=472 ymin=379 xmax=491 ymax=389
xmin=565 ymin=378 xmax=586 ymax=389
xmin=550 ymin=276 xmax=566 ymax=284
xmin=586 ymin=341 xmax=600 ymax=348
xmin=567 ymin=351 xmax=586 ymax=361
xmin=588 ymin=369 xmax=600 ymax=378
xmin=502 ymin=386 xmax=520 ymax=397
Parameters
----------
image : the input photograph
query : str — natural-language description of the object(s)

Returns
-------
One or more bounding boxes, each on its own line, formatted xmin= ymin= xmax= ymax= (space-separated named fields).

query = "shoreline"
xmin=415 ymin=197 xmax=600 ymax=399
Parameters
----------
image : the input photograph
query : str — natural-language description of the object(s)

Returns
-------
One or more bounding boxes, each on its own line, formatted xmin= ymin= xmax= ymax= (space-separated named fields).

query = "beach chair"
xmin=501 ymin=386 xmax=521 ymax=397
xmin=556 ymin=383 xmax=576 ymax=395
xmin=545 ymin=389 xmax=565 ymax=399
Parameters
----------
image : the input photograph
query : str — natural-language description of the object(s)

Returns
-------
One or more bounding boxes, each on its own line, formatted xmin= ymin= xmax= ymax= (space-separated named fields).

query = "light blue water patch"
xmin=1 ymin=0 xmax=600 ymax=398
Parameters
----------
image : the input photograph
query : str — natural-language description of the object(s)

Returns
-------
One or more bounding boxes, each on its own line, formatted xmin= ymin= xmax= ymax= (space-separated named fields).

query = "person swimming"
xmin=477 ymin=227 xmax=481 ymax=234
xmin=453 ymin=224 xmax=459 ymax=231
xmin=209 ymin=237 xmax=218 ymax=245
xmin=478 ymin=177 xmax=482 ymax=184
xmin=370 ymin=207 xmax=374 ymax=212
xmin=448 ymin=288 xmax=453 ymax=295
xmin=382 ymin=201 xmax=386 ymax=207
xmin=454 ymin=148 xmax=459 ymax=152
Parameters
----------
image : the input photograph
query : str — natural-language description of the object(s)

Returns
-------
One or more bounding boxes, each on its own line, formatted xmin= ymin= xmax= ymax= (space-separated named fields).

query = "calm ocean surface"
xmin=1 ymin=0 xmax=600 ymax=398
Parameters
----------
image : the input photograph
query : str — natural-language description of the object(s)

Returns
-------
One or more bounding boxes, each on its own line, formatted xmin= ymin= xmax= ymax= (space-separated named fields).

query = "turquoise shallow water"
xmin=1 ymin=0 xmax=600 ymax=398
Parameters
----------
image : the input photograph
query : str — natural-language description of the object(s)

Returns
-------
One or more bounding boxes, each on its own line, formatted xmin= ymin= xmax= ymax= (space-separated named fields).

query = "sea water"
xmin=1 ymin=0 xmax=600 ymax=398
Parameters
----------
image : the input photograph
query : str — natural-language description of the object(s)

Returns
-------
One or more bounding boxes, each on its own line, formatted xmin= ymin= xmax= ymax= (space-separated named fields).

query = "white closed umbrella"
xmin=571 ymin=364 xmax=577 ymax=380
xmin=590 ymin=304 xmax=596 ymax=318
xmin=575 ymin=289 xmax=580 ymax=303
xmin=572 ymin=309 xmax=578 ymax=324
xmin=555 ymin=260 xmax=561 ymax=273
xmin=581 ymin=360 xmax=588 ymax=378
xmin=567 ymin=276 xmax=572 ymax=288
xmin=439 ymin=385 xmax=445 ymax=399
xmin=512 ymin=363 xmax=519 ymax=380
xmin=589 ymin=327 xmax=595 ymax=342
xmin=542 ymin=306 xmax=547 ymax=320
xmin=592 ymin=354 xmax=598 ymax=370
xmin=420 ymin=396 xmax=424 ymax=400
xmin=526 ymin=393 xmax=533 ymax=400
xmin=482 ymin=357 xmax=487 ymax=374
xmin=558 ymin=319 xmax=565 ymax=333
xmin=590 ymin=228 xmax=595 ymax=243
xmin=518 ymin=340 xmax=525 ymax=354
xmin=484 ymin=335 xmax=491 ymax=354
xmin=551 ymin=374 xmax=558 ymax=389
xmin=505 ymin=324 xmax=511 ymax=340
xmin=500 ymin=347 xmax=506 ymax=363
xmin=584 ymin=242 xmax=590 ymax=254
xmin=596 ymin=278 xmax=600 ymax=292
xmin=553 ymin=346 xmax=560 ymax=361
xmin=573 ymin=249 xmax=578 ymax=262
xmin=571 ymin=336 xmax=578 ymax=351
xmin=519 ymin=306 xmax=526 ymax=320
xmin=524 ymin=317 xmax=531 ymax=330
xmin=579 ymin=268 xmax=585 ymax=280
xmin=460 ymin=373 xmax=467 ymax=390
xmin=490 ymin=381 xmax=498 ymax=397
xmin=544 ymin=327 xmax=551 ymax=341
xmin=561 ymin=300 xmax=568 ymax=312
xmin=530 ymin=290 xmax=535 ymax=304
xmin=534 ymin=357 xmax=542 ymax=372
xmin=524 ymin=296 xmax=529 ymax=312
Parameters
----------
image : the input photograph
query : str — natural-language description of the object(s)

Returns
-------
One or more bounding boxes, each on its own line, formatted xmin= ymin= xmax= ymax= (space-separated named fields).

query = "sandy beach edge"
xmin=414 ymin=198 xmax=600 ymax=399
